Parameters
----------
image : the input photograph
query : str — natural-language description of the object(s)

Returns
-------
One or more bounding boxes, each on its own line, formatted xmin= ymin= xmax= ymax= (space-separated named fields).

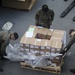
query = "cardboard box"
xmin=36 ymin=28 xmax=44 ymax=39
xmin=30 ymin=38 xmax=35 ymax=49
xmin=2 ymin=0 xmax=35 ymax=10
xmin=42 ymin=28 xmax=49 ymax=36
xmin=33 ymin=39 xmax=41 ymax=51
xmin=20 ymin=25 xmax=65 ymax=67
xmin=28 ymin=25 xmax=38 ymax=33
xmin=46 ymin=30 xmax=53 ymax=40
xmin=51 ymin=30 xmax=65 ymax=41
xmin=36 ymin=28 xmax=48 ymax=39
xmin=51 ymin=40 xmax=62 ymax=53
xmin=40 ymin=40 xmax=46 ymax=50
xmin=40 ymin=40 xmax=46 ymax=54
xmin=45 ymin=40 xmax=52 ymax=53
xmin=25 ymin=48 xmax=30 ymax=52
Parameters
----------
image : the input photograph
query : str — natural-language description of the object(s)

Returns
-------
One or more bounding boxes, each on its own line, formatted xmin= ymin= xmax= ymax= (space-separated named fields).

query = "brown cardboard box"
xmin=28 ymin=25 xmax=38 ymax=32
xmin=47 ymin=59 xmax=61 ymax=66
xmin=36 ymin=28 xmax=48 ymax=39
xmin=40 ymin=40 xmax=46 ymax=54
xmin=40 ymin=40 xmax=46 ymax=49
xmin=2 ymin=0 xmax=35 ymax=10
xmin=53 ymin=30 xmax=65 ymax=34
xmin=34 ymin=39 xmax=41 ymax=50
xmin=47 ymin=30 xmax=53 ymax=40
xmin=51 ymin=40 xmax=62 ymax=53
xmin=20 ymin=35 xmax=31 ymax=52
xmin=36 ymin=28 xmax=44 ymax=39
xmin=28 ymin=25 xmax=38 ymax=38
xmin=45 ymin=40 xmax=52 ymax=53
xmin=51 ymin=30 xmax=65 ymax=41
xmin=20 ymin=35 xmax=31 ymax=45
xmin=30 ymin=38 xmax=35 ymax=49
xmin=42 ymin=28 xmax=49 ymax=35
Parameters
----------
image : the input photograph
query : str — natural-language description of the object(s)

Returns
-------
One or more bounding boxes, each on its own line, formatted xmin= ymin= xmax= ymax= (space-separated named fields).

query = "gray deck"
xmin=0 ymin=0 xmax=75 ymax=75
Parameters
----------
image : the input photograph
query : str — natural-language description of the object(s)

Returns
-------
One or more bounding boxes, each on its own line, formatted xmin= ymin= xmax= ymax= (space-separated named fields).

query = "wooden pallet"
xmin=20 ymin=62 xmax=63 ymax=74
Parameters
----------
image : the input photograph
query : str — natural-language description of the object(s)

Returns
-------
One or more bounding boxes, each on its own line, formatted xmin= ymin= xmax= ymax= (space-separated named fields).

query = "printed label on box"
xmin=51 ymin=63 xmax=56 ymax=67
xmin=46 ymin=47 xmax=51 ymax=49
xmin=30 ymin=45 xmax=34 ymax=48
xmin=45 ymin=52 xmax=50 ymax=55
xmin=50 ymin=57 xmax=54 ymax=60
xmin=25 ymin=44 xmax=29 ymax=47
xmin=35 ymin=46 xmax=39 ymax=48
xmin=51 ymin=48 xmax=55 ymax=51
xmin=34 ymin=51 xmax=39 ymax=54
xmin=30 ymin=49 xmax=35 ymax=53
xmin=40 ymin=51 xmax=44 ymax=55
xmin=57 ymin=49 xmax=60 ymax=51
xmin=47 ymin=61 xmax=52 ymax=65
xmin=41 ymin=46 xmax=45 ymax=50
xmin=55 ymin=57 xmax=60 ymax=59
xmin=25 ymin=49 xmax=29 ymax=52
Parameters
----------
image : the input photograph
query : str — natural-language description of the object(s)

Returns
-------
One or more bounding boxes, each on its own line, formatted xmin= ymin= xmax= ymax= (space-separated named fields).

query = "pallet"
xmin=20 ymin=61 xmax=64 ymax=74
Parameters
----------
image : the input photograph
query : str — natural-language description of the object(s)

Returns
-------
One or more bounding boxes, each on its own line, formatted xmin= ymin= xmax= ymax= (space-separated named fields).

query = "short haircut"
xmin=13 ymin=32 xmax=19 ymax=40
xmin=69 ymin=29 xmax=75 ymax=34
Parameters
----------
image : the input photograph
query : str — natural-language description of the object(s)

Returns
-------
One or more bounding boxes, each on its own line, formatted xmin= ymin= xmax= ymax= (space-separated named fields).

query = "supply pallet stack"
xmin=2 ymin=0 xmax=36 ymax=10
xmin=20 ymin=25 xmax=66 ymax=74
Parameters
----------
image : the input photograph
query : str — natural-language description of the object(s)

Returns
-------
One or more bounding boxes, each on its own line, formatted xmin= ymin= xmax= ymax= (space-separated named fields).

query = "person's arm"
xmin=0 ymin=31 xmax=4 ymax=43
xmin=35 ymin=11 xmax=39 ymax=26
xmin=50 ymin=10 xmax=54 ymax=24
xmin=1 ymin=40 xmax=9 ymax=56
xmin=65 ymin=35 xmax=75 ymax=51
xmin=61 ymin=35 xmax=75 ymax=55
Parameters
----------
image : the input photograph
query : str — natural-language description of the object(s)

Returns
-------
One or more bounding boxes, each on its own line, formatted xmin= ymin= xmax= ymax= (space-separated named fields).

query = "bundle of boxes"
xmin=20 ymin=25 xmax=66 ymax=67
xmin=2 ymin=0 xmax=36 ymax=10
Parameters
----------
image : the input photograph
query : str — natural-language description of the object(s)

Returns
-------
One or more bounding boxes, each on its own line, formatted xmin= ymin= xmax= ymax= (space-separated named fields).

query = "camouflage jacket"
xmin=0 ymin=31 xmax=12 ymax=56
xmin=35 ymin=9 xmax=54 ymax=28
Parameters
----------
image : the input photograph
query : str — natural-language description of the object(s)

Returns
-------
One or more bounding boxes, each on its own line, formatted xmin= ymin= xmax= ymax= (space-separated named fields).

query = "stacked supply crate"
xmin=20 ymin=25 xmax=66 ymax=74
xmin=2 ymin=0 xmax=36 ymax=10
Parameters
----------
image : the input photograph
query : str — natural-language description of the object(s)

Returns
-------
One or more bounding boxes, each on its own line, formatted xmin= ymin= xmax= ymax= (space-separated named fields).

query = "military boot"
xmin=0 ymin=67 xmax=4 ymax=72
xmin=64 ymin=0 xmax=68 ymax=1
xmin=73 ymin=16 xmax=75 ymax=21
xmin=70 ymin=69 xmax=75 ymax=73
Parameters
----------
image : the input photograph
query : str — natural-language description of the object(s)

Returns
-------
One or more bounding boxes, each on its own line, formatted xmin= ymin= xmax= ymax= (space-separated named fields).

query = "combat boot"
xmin=64 ymin=0 xmax=68 ymax=1
xmin=73 ymin=16 xmax=75 ymax=21
xmin=0 ymin=67 xmax=4 ymax=72
xmin=70 ymin=69 xmax=75 ymax=73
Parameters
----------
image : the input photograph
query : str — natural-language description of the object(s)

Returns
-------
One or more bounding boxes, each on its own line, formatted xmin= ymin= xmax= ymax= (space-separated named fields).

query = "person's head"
xmin=42 ymin=5 xmax=48 ymax=12
xmin=10 ymin=32 xmax=19 ymax=40
xmin=69 ymin=29 xmax=75 ymax=37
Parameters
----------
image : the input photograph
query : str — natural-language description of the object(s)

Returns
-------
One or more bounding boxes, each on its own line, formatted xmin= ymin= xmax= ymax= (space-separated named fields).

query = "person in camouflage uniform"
xmin=35 ymin=5 xmax=54 ymax=29
xmin=0 ymin=31 xmax=19 ymax=72
xmin=60 ymin=29 xmax=75 ymax=73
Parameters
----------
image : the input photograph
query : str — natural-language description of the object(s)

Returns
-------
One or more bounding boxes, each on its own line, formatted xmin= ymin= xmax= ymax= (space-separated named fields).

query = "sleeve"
xmin=35 ymin=10 xmax=39 ymax=25
xmin=0 ymin=31 xmax=4 ymax=43
xmin=1 ymin=39 xmax=9 ymax=56
xmin=65 ymin=35 xmax=75 ymax=51
xmin=51 ymin=10 xmax=54 ymax=22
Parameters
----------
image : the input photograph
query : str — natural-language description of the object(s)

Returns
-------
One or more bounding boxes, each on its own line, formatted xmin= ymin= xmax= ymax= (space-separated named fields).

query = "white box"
xmin=30 ymin=45 xmax=35 ymax=48
xmin=40 ymin=51 xmax=44 ymax=55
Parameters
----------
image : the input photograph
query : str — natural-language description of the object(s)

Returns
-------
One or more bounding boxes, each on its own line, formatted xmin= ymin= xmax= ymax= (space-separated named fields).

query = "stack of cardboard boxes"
xmin=20 ymin=25 xmax=66 ymax=67
xmin=2 ymin=0 xmax=36 ymax=10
